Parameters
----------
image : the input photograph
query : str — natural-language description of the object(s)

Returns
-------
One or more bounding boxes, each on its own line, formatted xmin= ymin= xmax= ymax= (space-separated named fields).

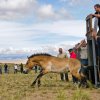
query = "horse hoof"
xmin=38 ymin=84 xmax=41 ymax=88
xmin=31 ymin=84 xmax=35 ymax=88
xmin=84 ymin=84 xmax=89 ymax=88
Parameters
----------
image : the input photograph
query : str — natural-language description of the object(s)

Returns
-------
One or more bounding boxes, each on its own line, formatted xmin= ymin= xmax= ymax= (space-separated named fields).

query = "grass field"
xmin=0 ymin=64 xmax=100 ymax=100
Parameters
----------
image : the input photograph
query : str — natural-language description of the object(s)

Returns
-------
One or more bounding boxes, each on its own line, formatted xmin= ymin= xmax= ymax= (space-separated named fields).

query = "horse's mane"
xmin=28 ymin=53 xmax=52 ymax=59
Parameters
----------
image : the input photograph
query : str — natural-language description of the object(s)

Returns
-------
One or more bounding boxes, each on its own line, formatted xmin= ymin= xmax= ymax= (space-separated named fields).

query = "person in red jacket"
xmin=68 ymin=48 xmax=77 ymax=59
xmin=70 ymin=49 xmax=77 ymax=59
xmin=68 ymin=48 xmax=78 ymax=83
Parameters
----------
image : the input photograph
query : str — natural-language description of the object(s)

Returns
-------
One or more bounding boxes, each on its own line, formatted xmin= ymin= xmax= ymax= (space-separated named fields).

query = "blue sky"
xmin=0 ymin=0 xmax=99 ymax=55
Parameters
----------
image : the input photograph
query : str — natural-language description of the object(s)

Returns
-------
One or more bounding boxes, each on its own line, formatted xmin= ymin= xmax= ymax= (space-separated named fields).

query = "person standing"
xmin=68 ymin=48 xmax=77 ymax=83
xmin=14 ymin=64 xmax=18 ymax=74
xmin=80 ymin=42 xmax=88 ymax=66
xmin=92 ymin=4 xmax=100 ymax=50
xmin=0 ymin=64 xmax=2 ymax=74
xmin=4 ymin=64 xmax=8 ymax=73
xmin=91 ymin=4 xmax=100 ymax=71
xmin=75 ymin=43 xmax=81 ymax=60
xmin=20 ymin=63 xmax=23 ymax=73
xmin=76 ymin=40 xmax=88 ymax=66
xmin=92 ymin=4 xmax=100 ymax=37
xmin=92 ymin=4 xmax=100 ymax=81
xmin=57 ymin=48 xmax=69 ymax=81
xmin=68 ymin=49 xmax=77 ymax=59
xmin=34 ymin=65 xmax=38 ymax=73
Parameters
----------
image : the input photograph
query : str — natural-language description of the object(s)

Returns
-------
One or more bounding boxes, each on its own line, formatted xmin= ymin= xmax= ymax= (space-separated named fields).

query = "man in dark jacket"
xmin=92 ymin=4 xmax=100 ymax=79
xmin=0 ymin=64 xmax=2 ymax=74
xmin=4 ymin=64 xmax=8 ymax=73
xmin=20 ymin=63 xmax=23 ymax=73
xmin=92 ymin=4 xmax=100 ymax=37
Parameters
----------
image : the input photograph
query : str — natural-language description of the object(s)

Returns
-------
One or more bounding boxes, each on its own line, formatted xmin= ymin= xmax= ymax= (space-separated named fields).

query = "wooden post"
xmin=86 ymin=14 xmax=98 ymax=86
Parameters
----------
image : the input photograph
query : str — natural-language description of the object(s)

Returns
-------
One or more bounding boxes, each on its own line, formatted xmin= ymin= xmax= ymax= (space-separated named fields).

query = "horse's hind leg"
xmin=83 ymin=78 xmax=88 ymax=88
xmin=79 ymin=77 xmax=88 ymax=88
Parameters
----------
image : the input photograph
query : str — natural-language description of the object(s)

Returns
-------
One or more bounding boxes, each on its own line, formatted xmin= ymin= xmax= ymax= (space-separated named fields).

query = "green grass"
xmin=72 ymin=87 xmax=90 ymax=100
xmin=0 ymin=64 xmax=100 ymax=100
xmin=56 ymin=90 xmax=66 ymax=100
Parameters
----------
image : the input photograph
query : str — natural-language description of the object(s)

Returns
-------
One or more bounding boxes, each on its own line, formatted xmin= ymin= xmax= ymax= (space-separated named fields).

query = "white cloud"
xmin=0 ymin=44 xmax=74 ymax=55
xmin=69 ymin=0 xmax=90 ymax=6
xmin=0 ymin=20 xmax=86 ymax=50
xmin=36 ymin=4 xmax=72 ymax=20
xmin=0 ymin=19 xmax=86 ymax=57
xmin=60 ymin=0 xmax=88 ymax=3
xmin=0 ymin=0 xmax=37 ymax=19
xmin=37 ymin=4 xmax=54 ymax=19
xmin=30 ymin=20 xmax=86 ymax=37
xmin=0 ymin=0 xmax=72 ymax=21
xmin=60 ymin=0 xmax=92 ymax=6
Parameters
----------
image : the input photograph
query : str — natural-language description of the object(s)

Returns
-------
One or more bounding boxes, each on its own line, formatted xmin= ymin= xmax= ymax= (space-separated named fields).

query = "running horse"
xmin=25 ymin=53 xmax=88 ymax=87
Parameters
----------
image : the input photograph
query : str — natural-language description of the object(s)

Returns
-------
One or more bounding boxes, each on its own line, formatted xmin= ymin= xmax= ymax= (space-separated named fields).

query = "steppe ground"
xmin=0 ymin=63 xmax=100 ymax=100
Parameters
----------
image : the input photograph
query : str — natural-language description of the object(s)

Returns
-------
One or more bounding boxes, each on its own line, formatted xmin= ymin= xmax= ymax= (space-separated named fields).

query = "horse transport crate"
xmin=86 ymin=14 xmax=100 ymax=87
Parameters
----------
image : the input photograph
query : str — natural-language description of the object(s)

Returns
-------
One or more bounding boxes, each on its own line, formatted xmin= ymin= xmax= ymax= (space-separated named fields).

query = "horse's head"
xmin=25 ymin=57 xmax=40 ymax=70
xmin=25 ymin=53 xmax=51 ymax=70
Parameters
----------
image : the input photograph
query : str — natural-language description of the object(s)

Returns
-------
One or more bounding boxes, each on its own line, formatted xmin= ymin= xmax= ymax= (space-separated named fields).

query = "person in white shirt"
xmin=57 ymin=48 xmax=69 ymax=81
xmin=14 ymin=64 xmax=18 ymax=74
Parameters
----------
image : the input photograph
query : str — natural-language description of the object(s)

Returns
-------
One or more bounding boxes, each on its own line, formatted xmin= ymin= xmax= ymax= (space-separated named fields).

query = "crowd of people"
xmin=57 ymin=3 xmax=100 ymax=83
xmin=0 ymin=63 xmax=24 ymax=74
xmin=57 ymin=39 xmax=88 ymax=83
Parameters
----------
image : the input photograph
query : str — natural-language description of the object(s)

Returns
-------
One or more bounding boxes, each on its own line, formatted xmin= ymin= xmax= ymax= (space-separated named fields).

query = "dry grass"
xmin=0 ymin=64 xmax=100 ymax=100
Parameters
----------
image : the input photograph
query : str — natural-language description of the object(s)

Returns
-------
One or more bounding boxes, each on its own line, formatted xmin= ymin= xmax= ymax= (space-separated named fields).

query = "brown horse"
xmin=25 ymin=53 xmax=88 ymax=87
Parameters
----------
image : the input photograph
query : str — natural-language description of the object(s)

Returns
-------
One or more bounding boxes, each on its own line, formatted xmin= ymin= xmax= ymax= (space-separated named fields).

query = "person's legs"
xmin=84 ymin=59 xmax=88 ymax=66
xmin=16 ymin=69 xmax=17 ymax=73
xmin=4 ymin=69 xmax=6 ymax=73
xmin=15 ymin=69 xmax=17 ymax=73
xmin=5 ymin=69 xmax=7 ymax=73
xmin=14 ymin=69 xmax=17 ymax=73
xmin=34 ymin=66 xmax=37 ymax=73
xmin=80 ymin=59 xmax=84 ymax=65
xmin=21 ymin=69 xmax=22 ymax=73
xmin=21 ymin=68 xmax=23 ymax=73
xmin=97 ymin=38 xmax=100 ymax=56
xmin=65 ymin=72 xmax=69 ymax=81
xmin=96 ymin=38 xmax=100 ymax=81
xmin=81 ymin=59 xmax=88 ymax=66
xmin=97 ymin=38 xmax=100 ymax=68
xmin=0 ymin=69 xmax=2 ymax=74
xmin=60 ymin=73 xmax=64 ymax=81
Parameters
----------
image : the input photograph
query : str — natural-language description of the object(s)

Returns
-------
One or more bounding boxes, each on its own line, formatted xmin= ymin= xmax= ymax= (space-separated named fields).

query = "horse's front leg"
xmin=37 ymin=78 xmax=41 ymax=87
xmin=31 ymin=72 xmax=43 ymax=87
xmin=37 ymin=70 xmax=48 ymax=87
xmin=31 ymin=70 xmax=47 ymax=87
